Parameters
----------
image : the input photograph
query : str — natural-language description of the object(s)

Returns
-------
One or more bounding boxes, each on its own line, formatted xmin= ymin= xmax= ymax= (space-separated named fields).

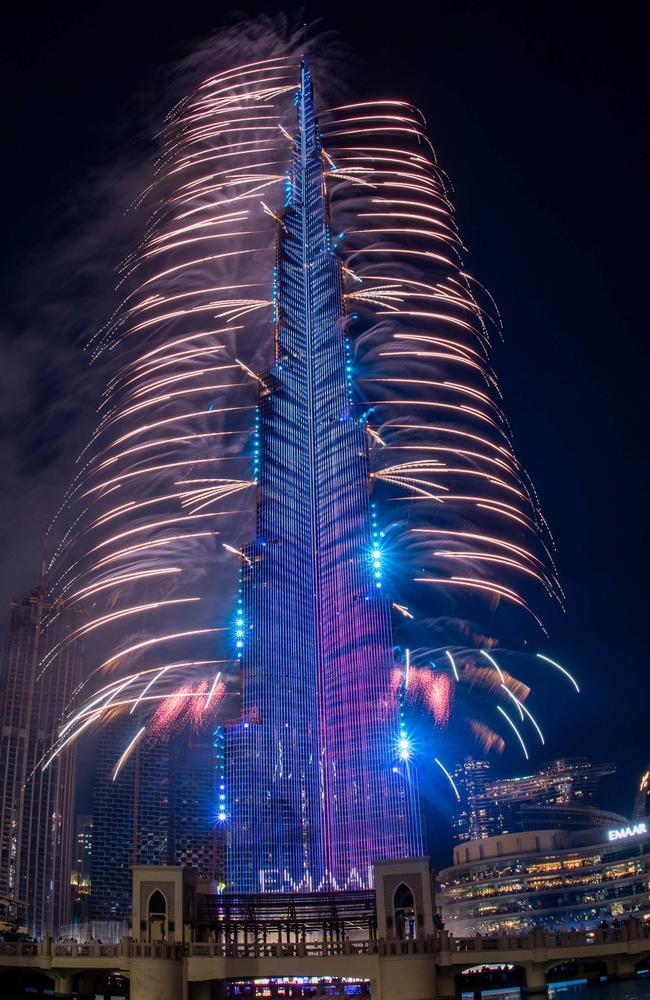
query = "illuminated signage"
xmin=607 ymin=822 xmax=647 ymax=842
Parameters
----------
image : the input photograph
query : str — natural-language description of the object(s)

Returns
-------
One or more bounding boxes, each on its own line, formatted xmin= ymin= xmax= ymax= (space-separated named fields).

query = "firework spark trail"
xmin=112 ymin=726 xmax=146 ymax=780
xmin=469 ymin=719 xmax=505 ymax=755
xmin=497 ymin=704 xmax=529 ymax=759
xmin=147 ymin=677 xmax=227 ymax=739
xmin=500 ymin=684 xmax=545 ymax=744
xmin=58 ymin=659 xmax=228 ymax=730
xmin=537 ymin=653 xmax=580 ymax=692
xmin=434 ymin=757 xmax=461 ymax=801
xmin=445 ymin=650 xmax=459 ymax=681
xmin=44 ymin=30 xmax=563 ymax=766
xmin=394 ymin=646 xmax=543 ymax=758
xmin=43 ymin=54 xmax=307 ymax=745
xmin=319 ymin=102 xmax=562 ymax=631
xmin=393 ymin=665 xmax=454 ymax=726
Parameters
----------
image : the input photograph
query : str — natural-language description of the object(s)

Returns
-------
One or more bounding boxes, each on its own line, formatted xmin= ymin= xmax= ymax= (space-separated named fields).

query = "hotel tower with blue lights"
xmin=225 ymin=58 xmax=423 ymax=893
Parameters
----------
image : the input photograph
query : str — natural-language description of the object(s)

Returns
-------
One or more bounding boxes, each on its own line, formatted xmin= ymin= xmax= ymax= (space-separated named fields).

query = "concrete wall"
xmin=130 ymin=958 xmax=183 ymax=1000
xmin=375 ymin=954 xmax=437 ymax=999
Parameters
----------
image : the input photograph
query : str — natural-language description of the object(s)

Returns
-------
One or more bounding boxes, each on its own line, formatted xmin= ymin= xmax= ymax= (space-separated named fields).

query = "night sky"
xmin=0 ymin=2 xmax=646 ymax=837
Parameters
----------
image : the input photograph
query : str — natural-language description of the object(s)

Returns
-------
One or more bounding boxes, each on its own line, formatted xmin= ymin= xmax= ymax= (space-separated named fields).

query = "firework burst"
xmin=41 ymin=24 xmax=575 ymax=777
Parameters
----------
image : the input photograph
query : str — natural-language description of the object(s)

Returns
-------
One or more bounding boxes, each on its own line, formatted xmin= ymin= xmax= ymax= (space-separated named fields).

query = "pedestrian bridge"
xmin=2 ymin=923 xmax=650 ymax=1000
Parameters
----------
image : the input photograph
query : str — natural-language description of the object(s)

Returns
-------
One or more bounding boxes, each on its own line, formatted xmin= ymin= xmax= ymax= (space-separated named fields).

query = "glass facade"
xmin=90 ymin=717 xmax=170 ymax=935
xmin=225 ymin=58 xmax=422 ymax=893
xmin=452 ymin=758 xmax=498 ymax=843
xmin=90 ymin=720 xmax=223 ymax=938
xmin=0 ymin=581 xmax=83 ymax=937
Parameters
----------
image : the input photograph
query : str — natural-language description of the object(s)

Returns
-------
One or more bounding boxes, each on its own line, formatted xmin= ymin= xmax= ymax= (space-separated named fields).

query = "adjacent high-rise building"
xmin=90 ymin=718 xmax=170 ymax=936
xmin=225 ymin=57 xmax=423 ymax=893
xmin=70 ymin=814 xmax=93 ymax=931
xmin=0 ymin=578 xmax=83 ymax=937
xmin=90 ymin=719 xmax=222 ymax=938
xmin=169 ymin=732 xmax=224 ymax=879
xmin=453 ymin=757 xmax=618 ymax=843
xmin=452 ymin=758 xmax=497 ymax=843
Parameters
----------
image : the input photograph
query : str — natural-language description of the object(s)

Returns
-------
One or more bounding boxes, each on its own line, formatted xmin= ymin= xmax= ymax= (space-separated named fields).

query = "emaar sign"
xmin=607 ymin=821 xmax=647 ymax=842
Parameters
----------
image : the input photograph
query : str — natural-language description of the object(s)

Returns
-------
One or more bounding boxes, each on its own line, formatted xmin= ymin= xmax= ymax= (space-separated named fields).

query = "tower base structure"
xmin=130 ymin=859 xmax=439 ymax=999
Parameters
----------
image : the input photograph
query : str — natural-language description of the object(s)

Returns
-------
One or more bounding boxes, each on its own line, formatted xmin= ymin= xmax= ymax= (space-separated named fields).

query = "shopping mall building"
xmin=437 ymin=820 xmax=650 ymax=935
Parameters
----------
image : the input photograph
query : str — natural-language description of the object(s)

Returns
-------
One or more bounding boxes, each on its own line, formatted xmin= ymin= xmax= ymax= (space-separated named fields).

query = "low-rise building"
xmin=438 ymin=821 xmax=650 ymax=935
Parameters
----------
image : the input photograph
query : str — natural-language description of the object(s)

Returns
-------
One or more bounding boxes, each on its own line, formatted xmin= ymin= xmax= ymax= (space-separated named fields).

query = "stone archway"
xmin=148 ymin=889 xmax=168 ymax=942
xmin=0 ymin=967 xmax=56 ymax=996
xmin=457 ymin=962 xmax=526 ymax=997
xmin=545 ymin=958 xmax=607 ymax=986
xmin=393 ymin=882 xmax=415 ymax=940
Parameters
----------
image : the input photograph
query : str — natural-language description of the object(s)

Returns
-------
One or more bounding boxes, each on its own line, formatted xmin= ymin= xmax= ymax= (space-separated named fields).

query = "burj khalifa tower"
xmin=226 ymin=58 xmax=423 ymax=893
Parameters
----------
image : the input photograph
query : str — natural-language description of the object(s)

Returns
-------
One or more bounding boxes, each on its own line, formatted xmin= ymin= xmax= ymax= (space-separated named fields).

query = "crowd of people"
xmin=461 ymin=965 xmax=523 ymax=988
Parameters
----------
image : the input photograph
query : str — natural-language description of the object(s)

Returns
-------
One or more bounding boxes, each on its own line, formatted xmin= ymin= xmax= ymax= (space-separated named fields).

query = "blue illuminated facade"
xmin=225 ymin=59 xmax=423 ymax=893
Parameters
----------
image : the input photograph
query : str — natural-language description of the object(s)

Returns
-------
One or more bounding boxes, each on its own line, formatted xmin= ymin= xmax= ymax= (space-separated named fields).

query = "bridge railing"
xmin=128 ymin=942 xmax=186 ymax=960
xmin=3 ymin=921 xmax=650 ymax=964
xmin=0 ymin=938 xmax=131 ymax=960
xmin=52 ymin=942 xmax=121 ymax=958
xmin=376 ymin=937 xmax=437 ymax=956
xmin=437 ymin=920 xmax=650 ymax=955
xmin=186 ymin=936 xmax=438 ymax=959
xmin=0 ymin=941 xmax=39 ymax=957
xmin=187 ymin=939 xmax=375 ymax=959
xmin=0 ymin=939 xmax=186 ymax=961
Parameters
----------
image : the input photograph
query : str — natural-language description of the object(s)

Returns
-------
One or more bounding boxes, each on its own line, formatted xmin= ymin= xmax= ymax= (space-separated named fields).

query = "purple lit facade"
xmin=225 ymin=59 xmax=423 ymax=892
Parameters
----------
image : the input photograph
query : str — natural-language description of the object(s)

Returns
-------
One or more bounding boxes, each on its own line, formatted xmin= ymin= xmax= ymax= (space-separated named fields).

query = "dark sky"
xmin=0 ymin=1 xmax=647 ymax=830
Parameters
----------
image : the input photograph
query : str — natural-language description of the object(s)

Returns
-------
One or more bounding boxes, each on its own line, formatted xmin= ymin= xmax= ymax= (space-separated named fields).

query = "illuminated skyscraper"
xmin=0 ymin=579 xmax=83 ymax=937
xmin=452 ymin=758 xmax=497 ymax=844
xmin=90 ymin=720 xmax=222 ymax=938
xmin=90 ymin=719 xmax=171 ymax=937
xmin=225 ymin=58 xmax=423 ymax=893
xmin=453 ymin=757 xmax=618 ymax=843
xmin=70 ymin=814 xmax=93 ymax=931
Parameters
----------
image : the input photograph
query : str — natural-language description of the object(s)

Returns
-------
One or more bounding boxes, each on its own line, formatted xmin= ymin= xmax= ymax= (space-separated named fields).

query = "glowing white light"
xmin=608 ymin=822 xmax=647 ymax=842
xmin=480 ymin=649 xmax=505 ymax=681
xmin=536 ymin=653 xmax=580 ymax=693
xmin=397 ymin=733 xmax=413 ymax=762
xmin=434 ymin=758 xmax=461 ymax=801
xmin=113 ymin=727 xmax=146 ymax=781
xmin=496 ymin=705 xmax=529 ymax=760
xmin=445 ymin=650 xmax=459 ymax=681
